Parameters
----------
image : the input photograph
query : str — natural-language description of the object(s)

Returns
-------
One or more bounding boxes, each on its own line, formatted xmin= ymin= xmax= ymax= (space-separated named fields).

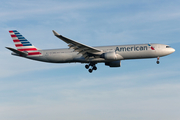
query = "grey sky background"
xmin=0 ymin=0 xmax=180 ymax=120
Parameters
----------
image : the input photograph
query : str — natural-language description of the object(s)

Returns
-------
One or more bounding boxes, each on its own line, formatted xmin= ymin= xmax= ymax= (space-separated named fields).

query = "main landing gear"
xmin=156 ymin=57 xmax=160 ymax=64
xmin=85 ymin=63 xmax=97 ymax=73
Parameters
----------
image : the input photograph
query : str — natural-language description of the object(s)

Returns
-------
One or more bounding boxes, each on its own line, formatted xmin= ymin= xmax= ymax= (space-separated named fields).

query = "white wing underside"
xmin=52 ymin=30 xmax=102 ymax=59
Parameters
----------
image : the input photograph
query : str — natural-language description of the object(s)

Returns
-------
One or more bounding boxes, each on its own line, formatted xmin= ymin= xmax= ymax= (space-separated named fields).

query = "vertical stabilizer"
xmin=9 ymin=30 xmax=41 ymax=56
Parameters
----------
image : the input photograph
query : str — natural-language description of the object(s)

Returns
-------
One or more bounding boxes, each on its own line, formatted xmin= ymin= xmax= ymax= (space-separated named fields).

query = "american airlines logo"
xmin=115 ymin=45 xmax=148 ymax=52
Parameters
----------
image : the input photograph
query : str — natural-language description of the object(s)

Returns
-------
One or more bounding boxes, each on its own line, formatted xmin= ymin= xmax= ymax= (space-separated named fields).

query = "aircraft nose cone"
xmin=171 ymin=48 xmax=175 ymax=53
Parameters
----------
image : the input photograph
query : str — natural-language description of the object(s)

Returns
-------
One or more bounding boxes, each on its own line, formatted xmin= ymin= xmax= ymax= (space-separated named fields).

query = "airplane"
xmin=6 ymin=30 xmax=175 ymax=73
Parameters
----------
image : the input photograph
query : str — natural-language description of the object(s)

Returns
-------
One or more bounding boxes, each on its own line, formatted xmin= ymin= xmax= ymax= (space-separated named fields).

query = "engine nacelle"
xmin=105 ymin=60 xmax=121 ymax=67
xmin=102 ymin=52 xmax=117 ymax=60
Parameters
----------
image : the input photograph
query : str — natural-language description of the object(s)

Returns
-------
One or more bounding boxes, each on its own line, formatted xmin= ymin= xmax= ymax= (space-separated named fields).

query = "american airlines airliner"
xmin=6 ymin=30 xmax=175 ymax=73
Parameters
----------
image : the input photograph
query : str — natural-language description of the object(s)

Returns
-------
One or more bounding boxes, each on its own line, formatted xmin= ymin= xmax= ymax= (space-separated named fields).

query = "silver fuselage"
xmin=18 ymin=43 xmax=175 ymax=63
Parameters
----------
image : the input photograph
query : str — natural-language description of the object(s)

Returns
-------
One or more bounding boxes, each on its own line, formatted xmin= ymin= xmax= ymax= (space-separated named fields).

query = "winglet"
xmin=52 ymin=30 xmax=60 ymax=36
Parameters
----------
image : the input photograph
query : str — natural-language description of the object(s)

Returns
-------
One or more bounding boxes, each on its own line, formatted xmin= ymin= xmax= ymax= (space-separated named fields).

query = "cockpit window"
xmin=166 ymin=46 xmax=171 ymax=48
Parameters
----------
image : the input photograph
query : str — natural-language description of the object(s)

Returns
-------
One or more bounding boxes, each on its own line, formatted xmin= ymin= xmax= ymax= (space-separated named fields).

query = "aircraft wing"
xmin=52 ymin=30 xmax=102 ymax=59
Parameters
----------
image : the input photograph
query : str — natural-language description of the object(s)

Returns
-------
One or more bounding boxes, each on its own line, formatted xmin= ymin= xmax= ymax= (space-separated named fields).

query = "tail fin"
xmin=9 ymin=30 xmax=41 ymax=56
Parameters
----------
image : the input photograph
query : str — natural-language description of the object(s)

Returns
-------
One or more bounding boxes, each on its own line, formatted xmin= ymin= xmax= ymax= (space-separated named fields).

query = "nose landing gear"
xmin=156 ymin=57 xmax=160 ymax=64
xmin=85 ymin=63 xmax=97 ymax=73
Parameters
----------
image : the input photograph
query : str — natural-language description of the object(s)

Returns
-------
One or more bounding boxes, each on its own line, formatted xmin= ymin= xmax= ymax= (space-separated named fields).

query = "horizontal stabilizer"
xmin=6 ymin=47 xmax=27 ymax=56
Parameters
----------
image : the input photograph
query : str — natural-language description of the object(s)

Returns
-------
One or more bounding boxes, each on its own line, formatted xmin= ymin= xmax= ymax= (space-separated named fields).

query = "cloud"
xmin=0 ymin=50 xmax=77 ymax=78
xmin=0 ymin=58 xmax=179 ymax=120
xmin=1 ymin=75 xmax=180 ymax=120
xmin=0 ymin=1 xmax=116 ymax=23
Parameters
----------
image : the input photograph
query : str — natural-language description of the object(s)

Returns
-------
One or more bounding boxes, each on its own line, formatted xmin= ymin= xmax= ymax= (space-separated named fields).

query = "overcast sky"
xmin=0 ymin=0 xmax=180 ymax=120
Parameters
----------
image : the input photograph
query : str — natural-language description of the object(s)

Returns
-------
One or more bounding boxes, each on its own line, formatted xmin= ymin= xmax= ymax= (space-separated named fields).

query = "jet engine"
xmin=101 ymin=52 xmax=123 ymax=60
xmin=105 ymin=60 xmax=121 ymax=67
xmin=102 ymin=52 xmax=117 ymax=60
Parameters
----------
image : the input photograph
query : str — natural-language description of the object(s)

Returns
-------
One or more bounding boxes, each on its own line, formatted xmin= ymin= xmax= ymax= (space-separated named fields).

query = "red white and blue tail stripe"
xmin=9 ymin=30 xmax=42 ymax=56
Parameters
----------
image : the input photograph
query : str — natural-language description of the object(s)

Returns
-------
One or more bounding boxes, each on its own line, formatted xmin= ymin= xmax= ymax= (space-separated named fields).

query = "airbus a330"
xmin=6 ymin=30 xmax=175 ymax=73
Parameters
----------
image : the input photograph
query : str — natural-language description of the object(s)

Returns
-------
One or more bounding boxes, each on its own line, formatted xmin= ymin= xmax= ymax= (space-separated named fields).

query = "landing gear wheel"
xmin=93 ymin=66 xmax=97 ymax=70
xmin=86 ymin=62 xmax=97 ymax=73
xmin=89 ymin=69 xmax=93 ymax=73
xmin=156 ymin=57 xmax=160 ymax=64
xmin=85 ymin=65 xmax=89 ymax=69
